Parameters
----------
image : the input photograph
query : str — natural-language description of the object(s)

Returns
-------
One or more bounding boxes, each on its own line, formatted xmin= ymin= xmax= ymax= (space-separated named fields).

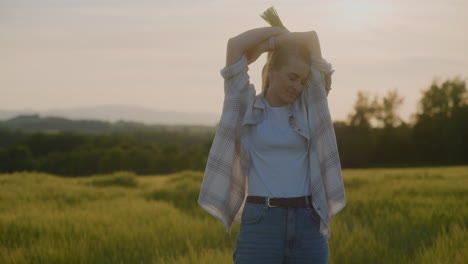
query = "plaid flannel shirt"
xmin=198 ymin=53 xmax=346 ymax=240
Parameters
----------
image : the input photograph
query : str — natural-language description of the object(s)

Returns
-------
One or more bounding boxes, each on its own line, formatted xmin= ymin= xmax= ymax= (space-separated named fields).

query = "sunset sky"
xmin=1 ymin=0 xmax=467 ymax=125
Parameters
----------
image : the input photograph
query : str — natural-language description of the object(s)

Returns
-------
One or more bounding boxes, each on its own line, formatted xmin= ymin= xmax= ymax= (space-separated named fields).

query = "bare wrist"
xmin=269 ymin=36 xmax=276 ymax=51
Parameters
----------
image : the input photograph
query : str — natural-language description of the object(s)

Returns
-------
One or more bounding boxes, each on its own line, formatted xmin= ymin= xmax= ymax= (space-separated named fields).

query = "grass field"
xmin=0 ymin=166 xmax=467 ymax=263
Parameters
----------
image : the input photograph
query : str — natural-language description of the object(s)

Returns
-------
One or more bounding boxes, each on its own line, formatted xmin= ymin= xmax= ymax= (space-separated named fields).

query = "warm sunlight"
xmin=333 ymin=0 xmax=392 ymax=30
xmin=2 ymin=2 xmax=467 ymax=263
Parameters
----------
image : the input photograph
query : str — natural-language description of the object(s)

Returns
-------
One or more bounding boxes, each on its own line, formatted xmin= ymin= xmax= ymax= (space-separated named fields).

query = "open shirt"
xmin=197 ymin=53 xmax=346 ymax=240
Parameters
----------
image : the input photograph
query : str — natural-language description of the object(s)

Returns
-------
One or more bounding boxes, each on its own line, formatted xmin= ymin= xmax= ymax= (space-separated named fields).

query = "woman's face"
xmin=268 ymin=55 xmax=310 ymax=106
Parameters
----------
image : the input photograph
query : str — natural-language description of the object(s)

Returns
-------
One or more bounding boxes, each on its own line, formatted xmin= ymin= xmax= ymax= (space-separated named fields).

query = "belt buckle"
xmin=267 ymin=197 xmax=278 ymax=208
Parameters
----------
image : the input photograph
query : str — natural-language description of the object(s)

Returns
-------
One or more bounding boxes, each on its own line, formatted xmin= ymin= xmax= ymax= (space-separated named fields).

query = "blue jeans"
xmin=233 ymin=197 xmax=329 ymax=264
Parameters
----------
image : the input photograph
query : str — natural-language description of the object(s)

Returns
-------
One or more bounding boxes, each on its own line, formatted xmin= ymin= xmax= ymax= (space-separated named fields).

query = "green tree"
xmin=411 ymin=77 xmax=468 ymax=164
xmin=347 ymin=90 xmax=380 ymax=128
xmin=375 ymin=88 xmax=405 ymax=128
xmin=414 ymin=76 xmax=467 ymax=120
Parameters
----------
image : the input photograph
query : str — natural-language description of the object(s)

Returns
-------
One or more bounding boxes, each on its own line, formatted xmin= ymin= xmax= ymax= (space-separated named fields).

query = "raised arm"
xmin=225 ymin=26 xmax=288 ymax=68
xmin=274 ymin=31 xmax=322 ymax=58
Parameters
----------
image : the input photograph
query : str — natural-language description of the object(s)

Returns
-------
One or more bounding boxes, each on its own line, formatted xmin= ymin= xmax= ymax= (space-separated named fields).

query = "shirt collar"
xmin=243 ymin=87 xmax=309 ymax=140
xmin=255 ymin=90 xmax=293 ymax=117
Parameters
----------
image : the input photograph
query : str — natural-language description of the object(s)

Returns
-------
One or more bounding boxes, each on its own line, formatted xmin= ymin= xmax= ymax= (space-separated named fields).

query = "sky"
xmin=1 ymin=0 xmax=467 ymax=125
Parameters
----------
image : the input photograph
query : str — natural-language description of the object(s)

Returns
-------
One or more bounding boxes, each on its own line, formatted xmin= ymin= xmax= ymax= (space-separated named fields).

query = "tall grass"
xmin=0 ymin=166 xmax=466 ymax=263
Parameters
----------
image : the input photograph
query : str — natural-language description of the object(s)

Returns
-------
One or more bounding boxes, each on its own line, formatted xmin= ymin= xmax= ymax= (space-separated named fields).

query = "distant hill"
xmin=0 ymin=104 xmax=220 ymax=126
xmin=0 ymin=110 xmax=217 ymax=135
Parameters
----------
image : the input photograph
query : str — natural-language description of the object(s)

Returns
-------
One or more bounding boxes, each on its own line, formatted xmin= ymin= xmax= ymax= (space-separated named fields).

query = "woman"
xmin=198 ymin=8 xmax=346 ymax=264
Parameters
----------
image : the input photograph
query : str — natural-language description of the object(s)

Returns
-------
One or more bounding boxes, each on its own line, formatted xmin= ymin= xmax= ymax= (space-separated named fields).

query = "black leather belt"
xmin=246 ymin=195 xmax=312 ymax=208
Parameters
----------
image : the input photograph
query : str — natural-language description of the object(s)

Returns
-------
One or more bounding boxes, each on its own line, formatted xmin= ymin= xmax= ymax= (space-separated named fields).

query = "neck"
xmin=265 ymin=90 xmax=288 ymax=107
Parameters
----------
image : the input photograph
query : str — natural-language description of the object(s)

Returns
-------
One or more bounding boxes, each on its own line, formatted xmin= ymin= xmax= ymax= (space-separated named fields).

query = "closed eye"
xmin=290 ymin=73 xmax=307 ymax=84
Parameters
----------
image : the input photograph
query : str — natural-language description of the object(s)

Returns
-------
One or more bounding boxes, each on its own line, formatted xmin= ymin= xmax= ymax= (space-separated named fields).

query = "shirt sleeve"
xmin=219 ymin=54 xmax=253 ymax=101
xmin=308 ymin=56 xmax=334 ymax=97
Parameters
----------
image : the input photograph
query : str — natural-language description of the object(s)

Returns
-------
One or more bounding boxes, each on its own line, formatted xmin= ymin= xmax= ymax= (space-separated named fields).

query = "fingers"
xmin=324 ymin=72 xmax=332 ymax=90
xmin=272 ymin=26 xmax=289 ymax=35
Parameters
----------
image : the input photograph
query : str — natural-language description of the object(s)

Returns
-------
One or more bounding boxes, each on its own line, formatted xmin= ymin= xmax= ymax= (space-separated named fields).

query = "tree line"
xmin=0 ymin=77 xmax=466 ymax=176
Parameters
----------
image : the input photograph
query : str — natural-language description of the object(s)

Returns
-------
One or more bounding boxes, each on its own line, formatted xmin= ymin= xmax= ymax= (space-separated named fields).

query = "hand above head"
xmin=226 ymin=26 xmax=289 ymax=67
xmin=244 ymin=27 xmax=289 ymax=65
xmin=274 ymin=31 xmax=322 ymax=58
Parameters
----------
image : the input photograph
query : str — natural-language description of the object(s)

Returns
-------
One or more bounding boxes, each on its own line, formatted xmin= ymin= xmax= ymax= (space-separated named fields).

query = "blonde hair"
xmin=261 ymin=40 xmax=311 ymax=97
xmin=260 ymin=6 xmax=311 ymax=97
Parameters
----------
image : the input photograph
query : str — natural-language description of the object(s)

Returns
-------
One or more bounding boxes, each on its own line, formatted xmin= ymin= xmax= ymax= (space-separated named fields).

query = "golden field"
xmin=0 ymin=166 xmax=467 ymax=263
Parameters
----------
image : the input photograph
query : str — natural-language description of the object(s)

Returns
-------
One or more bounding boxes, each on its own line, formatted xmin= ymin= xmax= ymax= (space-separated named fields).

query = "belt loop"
xmin=264 ymin=196 xmax=269 ymax=211
xmin=305 ymin=195 xmax=311 ymax=209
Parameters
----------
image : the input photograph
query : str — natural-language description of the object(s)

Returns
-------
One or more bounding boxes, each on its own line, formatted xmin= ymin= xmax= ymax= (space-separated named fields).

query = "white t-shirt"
xmin=247 ymin=99 xmax=311 ymax=197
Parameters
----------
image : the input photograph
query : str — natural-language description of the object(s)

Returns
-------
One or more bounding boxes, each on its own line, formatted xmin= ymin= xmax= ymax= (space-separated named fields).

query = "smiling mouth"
xmin=288 ymin=92 xmax=295 ymax=98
